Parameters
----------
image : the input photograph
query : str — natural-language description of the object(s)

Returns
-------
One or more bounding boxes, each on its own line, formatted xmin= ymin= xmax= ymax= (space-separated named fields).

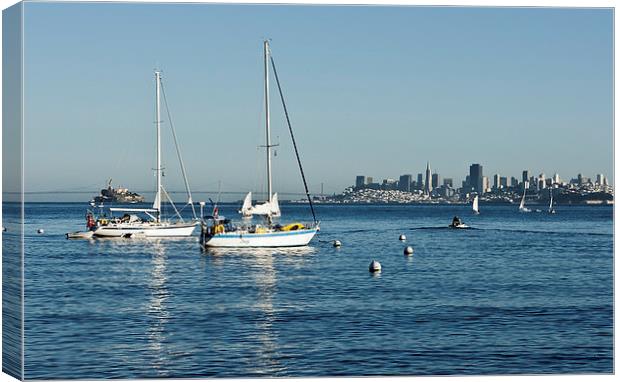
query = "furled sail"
xmin=240 ymin=192 xmax=281 ymax=217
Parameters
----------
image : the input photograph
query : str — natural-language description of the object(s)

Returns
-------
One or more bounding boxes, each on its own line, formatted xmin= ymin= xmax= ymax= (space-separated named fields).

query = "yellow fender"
xmin=281 ymin=223 xmax=305 ymax=231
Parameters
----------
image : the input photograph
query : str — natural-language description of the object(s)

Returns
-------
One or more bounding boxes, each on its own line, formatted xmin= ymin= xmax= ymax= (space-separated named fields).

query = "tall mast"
xmin=264 ymin=40 xmax=272 ymax=202
xmin=155 ymin=70 xmax=162 ymax=222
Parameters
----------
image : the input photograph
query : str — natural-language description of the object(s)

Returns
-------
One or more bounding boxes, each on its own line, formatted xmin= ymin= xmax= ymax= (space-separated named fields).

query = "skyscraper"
xmin=493 ymin=174 xmax=500 ymax=190
xmin=596 ymin=174 xmax=605 ymax=186
xmin=399 ymin=174 xmax=413 ymax=192
xmin=522 ymin=170 xmax=529 ymax=184
xmin=417 ymin=173 xmax=423 ymax=190
xmin=432 ymin=173 xmax=440 ymax=189
xmin=355 ymin=176 xmax=365 ymax=189
xmin=500 ymin=177 xmax=508 ymax=188
xmin=469 ymin=164 xmax=483 ymax=193
xmin=538 ymin=173 xmax=546 ymax=190
xmin=510 ymin=177 xmax=519 ymax=188
xmin=425 ymin=162 xmax=432 ymax=196
xmin=443 ymin=178 xmax=453 ymax=188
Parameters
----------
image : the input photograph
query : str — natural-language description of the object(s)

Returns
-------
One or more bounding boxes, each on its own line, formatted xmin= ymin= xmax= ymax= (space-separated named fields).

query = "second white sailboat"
xmin=93 ymin=71 xmax=198 ymax=238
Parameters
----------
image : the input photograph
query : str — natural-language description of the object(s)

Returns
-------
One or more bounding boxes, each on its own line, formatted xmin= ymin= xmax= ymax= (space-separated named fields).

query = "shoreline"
xmin=3 ymin=201 xmax=614 ymax=206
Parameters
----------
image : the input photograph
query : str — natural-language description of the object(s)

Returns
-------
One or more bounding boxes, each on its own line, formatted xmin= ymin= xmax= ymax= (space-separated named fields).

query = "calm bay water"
xmin=6 ymin=202 xmax=614 ymax=378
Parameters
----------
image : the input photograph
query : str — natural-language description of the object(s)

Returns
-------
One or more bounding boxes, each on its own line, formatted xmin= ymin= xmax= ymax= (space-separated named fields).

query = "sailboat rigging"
xmin=92 ymin=70 xmax=198 ymax=238
xmin=201 ymin=40 xmax=319 ymax=248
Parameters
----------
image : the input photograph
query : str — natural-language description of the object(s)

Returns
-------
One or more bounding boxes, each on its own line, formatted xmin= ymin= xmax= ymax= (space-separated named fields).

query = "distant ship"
xmin=93 ymin=179 xmax=145 ymax=204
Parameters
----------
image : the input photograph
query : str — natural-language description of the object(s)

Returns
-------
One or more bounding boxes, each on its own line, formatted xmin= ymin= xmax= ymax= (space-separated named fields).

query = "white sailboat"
xmin=93 ymin=71 xmax=198 ymax=238
xmin=518 ymin=182 xmax=531 ymax=213
xmin=472 ymin=195 xmax=480 ymax=214
xmin=201 ymin=40 xmax=319 ymax=248
xmin=548 ymin=189 xmax=556 ymax=214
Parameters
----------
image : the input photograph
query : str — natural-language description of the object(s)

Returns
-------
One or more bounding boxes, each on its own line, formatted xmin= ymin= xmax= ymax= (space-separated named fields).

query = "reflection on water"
xmin=204 ymin=246 xmax=317 ymax=258
xmin=146 ymin=240 xmax=170 ymax=376
xmin=203 ymin=246 xmax=317 ymax=376
xmin=93 ymin=236 xmax=198 ymax=246
xmin=23 ymin=203 xmax=613 ymax=378
xmin=249 ymin=253 xmax=282 ymax=375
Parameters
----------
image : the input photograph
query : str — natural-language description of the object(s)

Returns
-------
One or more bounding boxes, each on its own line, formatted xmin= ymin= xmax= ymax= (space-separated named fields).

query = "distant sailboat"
xmin=519 ymin=182 xmax=531 ymax=213
xmin=548 ymin=189 xmax=556 ymax=214
xmin=472 ymin=195 xmax=480 ymax=214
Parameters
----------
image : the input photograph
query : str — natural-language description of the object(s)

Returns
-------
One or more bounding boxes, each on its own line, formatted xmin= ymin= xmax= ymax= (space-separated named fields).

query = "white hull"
xmin=66 ymin=231 xmax=94 ymax=239
xmin=94 ymin=222 xmax=197 ymax=238
xmin=449 ymin=224 xmax=469 ymax=229
xmin=203 ymin=228 xmax=318 ymax=248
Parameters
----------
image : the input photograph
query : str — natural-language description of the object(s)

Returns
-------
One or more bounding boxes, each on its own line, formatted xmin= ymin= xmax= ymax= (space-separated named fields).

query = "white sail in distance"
xmin=472 ymin=195 xmax=479 ymax=214
xmin=548 ymin=190 xmax=555 ymax=213
xmin=519 ymin=181 xmax=530 ymax=212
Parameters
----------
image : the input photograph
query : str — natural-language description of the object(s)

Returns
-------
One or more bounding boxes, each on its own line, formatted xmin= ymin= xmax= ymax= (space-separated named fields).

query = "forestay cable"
xmin=269 ymin=55 xmax=317 ymax=224
xmin=160 ymin=80 xmax=197 ymax=219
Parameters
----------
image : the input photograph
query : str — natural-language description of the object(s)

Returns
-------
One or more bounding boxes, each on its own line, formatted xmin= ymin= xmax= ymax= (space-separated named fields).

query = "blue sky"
xmin=21 ymin=3 xmax=613 ymax=197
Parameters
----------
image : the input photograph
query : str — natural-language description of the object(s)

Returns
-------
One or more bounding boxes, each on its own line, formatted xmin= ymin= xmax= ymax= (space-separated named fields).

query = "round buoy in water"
xmin=333 ymin=240 xmax=342 ymax=248
xmin=369 ymin=260 xmax=382 ymax=273
xmin=399 ymin=234 xmax=406 ymax=241
xmin=37 ymin=229 xmax=44 ymax=234
xmin=404 ymin=246 xmax=414 ymax=255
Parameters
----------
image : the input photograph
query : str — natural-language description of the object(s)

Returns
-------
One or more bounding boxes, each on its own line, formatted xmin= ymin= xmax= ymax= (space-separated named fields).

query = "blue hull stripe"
xmin=212 ymin=229 xmax=317 ymax=239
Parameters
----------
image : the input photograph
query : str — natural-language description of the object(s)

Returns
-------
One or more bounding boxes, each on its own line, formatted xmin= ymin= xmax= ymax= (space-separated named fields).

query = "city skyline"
xmin=8 ymin=3 xmax=613 ymax=197
xmin=353 ymin=161 xmax=609 ymax=194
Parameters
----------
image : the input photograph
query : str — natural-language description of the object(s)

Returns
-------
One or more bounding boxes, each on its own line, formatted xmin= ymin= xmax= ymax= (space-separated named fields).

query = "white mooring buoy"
xmin=368 ymin=260 xmax=382 ymax=273
xmin=399 ymin=234 xmax=407 ymax=241
xmin=37 ymin=229 xmax=45 ymax=234
xmin=333 ymin=240 xmax=342 ymax=248
xmin=404 ymin=246 xmax=414 ymax=256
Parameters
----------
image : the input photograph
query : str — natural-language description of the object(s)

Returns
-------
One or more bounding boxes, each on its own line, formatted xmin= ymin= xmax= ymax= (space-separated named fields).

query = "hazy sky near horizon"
xmin=21 ymin=2 xmax=613 ymax=196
